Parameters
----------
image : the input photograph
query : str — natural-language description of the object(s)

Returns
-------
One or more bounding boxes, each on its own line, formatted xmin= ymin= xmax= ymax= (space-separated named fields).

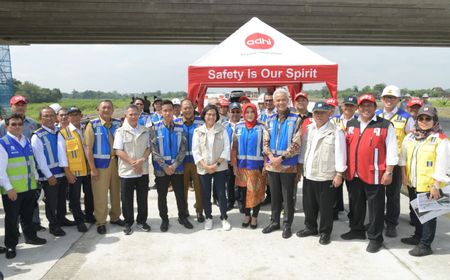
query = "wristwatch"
xmin=385 ymin=172 xmax=393 ymax=176
xmin=216 ymin=162 xmax=221 ymax=167
xmin=281 ymin=156 xmax=286 ymax=160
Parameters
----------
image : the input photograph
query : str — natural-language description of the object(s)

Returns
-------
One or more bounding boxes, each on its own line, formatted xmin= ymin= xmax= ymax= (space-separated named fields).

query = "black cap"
xmin=312 ymin=101 xmax=330 ymax=112
xmin=67 ymin=106 xmax=82 ymax=114
xmin=417 ymin=106 xmax=437 ymax=118
xmin=344 ymin=95 xmax=358 ymax=105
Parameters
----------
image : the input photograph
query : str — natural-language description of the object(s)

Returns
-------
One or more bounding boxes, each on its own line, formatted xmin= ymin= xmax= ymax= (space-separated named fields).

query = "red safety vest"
xmin=346 ymin=116 xmax=391 ymax=185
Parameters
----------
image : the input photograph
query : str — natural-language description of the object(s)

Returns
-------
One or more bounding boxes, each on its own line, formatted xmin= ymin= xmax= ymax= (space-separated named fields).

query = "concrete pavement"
xmin=1 ymin=180 xmax=450 ymax=279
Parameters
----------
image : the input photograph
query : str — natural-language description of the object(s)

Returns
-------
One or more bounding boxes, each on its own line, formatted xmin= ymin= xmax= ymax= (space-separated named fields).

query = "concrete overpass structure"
xmin=0 ymin=1 xmax=450 ymax=46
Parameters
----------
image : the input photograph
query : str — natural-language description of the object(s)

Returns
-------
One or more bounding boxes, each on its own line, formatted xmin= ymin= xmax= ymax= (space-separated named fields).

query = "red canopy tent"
xmin=188 ymin=17 xmax=338 ymax=110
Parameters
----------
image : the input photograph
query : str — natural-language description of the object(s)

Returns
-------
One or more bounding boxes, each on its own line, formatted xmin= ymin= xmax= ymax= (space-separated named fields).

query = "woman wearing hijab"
xmin=399 ymin=105 xmax=449 ymax=257
xmin=232 ymin=103 xmax=267 ymax=229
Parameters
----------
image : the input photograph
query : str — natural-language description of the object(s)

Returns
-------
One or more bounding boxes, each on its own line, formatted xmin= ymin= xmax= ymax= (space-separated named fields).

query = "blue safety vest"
xmin=90 ymin=118 xmax=122 ymax=168
xmin=151 ymin=113 xmax=163 ymax=125
xmin=0 ymin=135 xmax=37 ymax=194
xmin=152 ymin=120 xmax=184 ymax=172
xmin=235 ymin=122 xmax=265 ymax=170
xmin=138 ymin=112 xmax=151 ymax=126
xmin=175 ymin=116 xmax=204 ymax=163
xmin=34 ymin=127 xmax=64 ymax=178
xmin=267 ymin=112 xmax=299 ymax=166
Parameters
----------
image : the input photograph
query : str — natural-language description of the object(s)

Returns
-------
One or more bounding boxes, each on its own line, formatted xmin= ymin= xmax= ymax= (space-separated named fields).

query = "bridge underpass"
xmin=0 ymin=0 xmax=450 ymax=46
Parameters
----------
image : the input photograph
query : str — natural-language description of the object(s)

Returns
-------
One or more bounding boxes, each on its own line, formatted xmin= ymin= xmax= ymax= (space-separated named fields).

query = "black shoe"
xmin=25 ymin=236 xmax=47 ymax=245
xmin=366 ymin=240 xmax=383 ymax=253
xmin=123 ymin=225 xmax=133 ymax=235
xmin=77 ymin=223 xmax=88 ymax=233
xmin=197 ymin=213 xmax=205 ymax=223
xmin=85 ymin=216 xmax=96 ymax=224
xmin=97 ymin=225 xmax=106 ymax=235
xmin=34 ymin=223 xmax=46 ymax=232
xmin=160 ymin=220 xmax=169 ymax=232
xmin=340 ymin=230 xmax=366 ymax=240
xmin=319 ymin=233 xmax=331 ymax=245
xmin=5 ymin=248 xmax=16 ymax=259
xmin=250 ymin=218 xmax=258 ymax=229
xmin=242 ymin=216 xmax=251 ymax=228
xmin=178 ymin=217 xmax=193 ymax=229
xmin=282 ymin=225 xmax=292 ymax=239
xmin=409 ymin=244 xmax=433 ymax=257
xmin=401 ymin=235 xmax=420 ymax=246
xmin=137 ymin=222 xmax=151 ymax=232
xmin=0 ymin=246 xmax=6 ymax=254
xmin=59 ymin=218 xmax=77 ymax=227
xmin=262 ymin=222 xmax=280 ymax=234
xmin=296 ymin=228 xmax=318 ymax=238
xmin=110 ymin=218 xmax=126 ymax=227
xmin=385 ymin=227 xmax=397 ymax=238
xmin=50 ymin=227 xmax=66 ymax=237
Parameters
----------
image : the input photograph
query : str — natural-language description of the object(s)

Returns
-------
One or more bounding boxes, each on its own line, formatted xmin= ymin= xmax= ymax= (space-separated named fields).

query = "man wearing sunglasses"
xmin=376 ymin=85 xmax=415 ymax=238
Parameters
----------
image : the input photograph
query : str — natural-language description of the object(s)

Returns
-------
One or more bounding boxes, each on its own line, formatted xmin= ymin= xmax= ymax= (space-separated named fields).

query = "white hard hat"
xmin=381 ymin=85 xmax=401 ymax=98
xmin=171 ymin=98 xmax=181 ymax=105
xmin=258 ymin=94 xmax=265 ymax=103
xmin=49 ymin=103 xmax=62 ymax=113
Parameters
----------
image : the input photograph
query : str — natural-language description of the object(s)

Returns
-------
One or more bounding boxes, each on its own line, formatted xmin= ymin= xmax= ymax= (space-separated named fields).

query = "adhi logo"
xmin=245 ymin=33 xmax=274 ymax=49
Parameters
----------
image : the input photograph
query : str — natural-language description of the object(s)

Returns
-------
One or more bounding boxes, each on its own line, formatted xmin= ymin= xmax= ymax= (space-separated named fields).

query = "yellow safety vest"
xmin=405 ymin=133 xmax=446 ymax=192
xmin=380 ymin=111 xmax=409 ymax=156
xmin=60 ymin=126 xmax=88 ymax=177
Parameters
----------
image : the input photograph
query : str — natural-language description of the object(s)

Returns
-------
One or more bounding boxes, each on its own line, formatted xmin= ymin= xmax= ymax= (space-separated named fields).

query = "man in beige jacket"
xmin=114 ymin=105 xmax=151 ymax=235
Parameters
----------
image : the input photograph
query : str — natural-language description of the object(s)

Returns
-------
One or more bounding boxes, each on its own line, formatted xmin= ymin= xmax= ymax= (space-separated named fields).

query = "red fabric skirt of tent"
xmin=188 ymin=65 xmax=338 ymax=110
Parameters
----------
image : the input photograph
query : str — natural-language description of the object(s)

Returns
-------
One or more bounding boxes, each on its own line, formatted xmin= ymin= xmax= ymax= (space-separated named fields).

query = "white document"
xmin=417 ymin=185 xmax=450 ymax=212
xmin=411 ymin=197 xmax=450 ymax=224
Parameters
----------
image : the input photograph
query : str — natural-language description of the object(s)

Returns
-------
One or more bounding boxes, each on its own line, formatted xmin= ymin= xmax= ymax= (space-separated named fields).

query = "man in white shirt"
xmin=297 ymin=102 xmax=347 ymax=245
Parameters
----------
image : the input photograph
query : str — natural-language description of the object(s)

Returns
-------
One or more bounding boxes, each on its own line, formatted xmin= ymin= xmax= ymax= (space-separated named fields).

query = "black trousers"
xmin=121 ymin=175 xmax=149 ymax=226
xmin=226 ymin=164 xmax=238 ymax=207
xmin=267 ymin=171 xmax=296 ymax=226
xmin=41 ymin=177 xmax=67 ymax=229
xmin=348 ymin=177 xmax=385 ymax=242
xmin=238 ymin=187 xmax=261 ymax=217
xmin=156 ymin=174 xmax=188 ymax=221
xmin=385 ymin=165 xmax=401 ymax=228
xmin=303 ymin=178 xmax=336 ymax=235
xmin=2 ymin=190 xmax=38 ymax=249
xmin=68 ymin=175 xmax=94 ymax=223
xmin=334 ymin=184 xmax=344 ymax=214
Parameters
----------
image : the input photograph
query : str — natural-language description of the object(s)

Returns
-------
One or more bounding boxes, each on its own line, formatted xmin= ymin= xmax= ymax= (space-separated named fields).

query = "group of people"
xmin=0 ymin=85 xmax=448 ymax=260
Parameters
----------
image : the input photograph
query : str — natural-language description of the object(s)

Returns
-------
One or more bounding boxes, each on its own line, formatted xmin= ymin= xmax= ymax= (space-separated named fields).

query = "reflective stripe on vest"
xmin=235 ymin=122 xmax=264 ymax=170
xmin=90 ymin=118 xmax=121 ymax=168
xmin=34 ymin=128 xmax=63 ymax=178
xmin=152 ymin=121 xmax=184 ymax=172
xmin=60 ymin=127 xmax=88 ymax=176
xmin=178 ymin=116 xmax=203 ymax=163
xmin=267 ymin=113 xmax=299 ymax=166
xmin=0 ymin=135 xmax=37 ymax=194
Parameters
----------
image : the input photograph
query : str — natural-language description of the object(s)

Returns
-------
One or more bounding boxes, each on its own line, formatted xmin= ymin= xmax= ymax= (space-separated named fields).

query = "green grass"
xmin=26 ymin=98 xmax=131 ymax=120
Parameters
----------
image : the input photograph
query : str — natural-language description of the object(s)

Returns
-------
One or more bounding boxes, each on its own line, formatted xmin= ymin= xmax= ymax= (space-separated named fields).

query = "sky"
xmin=9 ymin=44 xmax=450 ymax=94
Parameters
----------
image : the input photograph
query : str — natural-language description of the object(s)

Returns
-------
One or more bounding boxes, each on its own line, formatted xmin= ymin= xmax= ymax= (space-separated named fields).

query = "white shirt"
xmin=399 ymin=134 xmax=450 ymax=185
xmin=300 ymin=122 xmax=347 ymax=180
xmin=192 ymin=127 xmax=230 ymax=165
xmin=358 ymin=115 xmax=399 ymax=167
xmin=31 ymin=125 xmax=64 ymax=179
xmin=382 ymin=107 xmax=415 ymax=133
xmin=0 ymin=132 xmax=38 ymax=191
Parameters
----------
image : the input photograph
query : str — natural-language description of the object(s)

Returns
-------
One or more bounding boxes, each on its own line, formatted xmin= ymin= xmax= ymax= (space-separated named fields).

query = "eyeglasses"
xmin=9 ymin=123 xmax=23 ymax=127
xmin=418 ymin=116 xmax=433 ymax=122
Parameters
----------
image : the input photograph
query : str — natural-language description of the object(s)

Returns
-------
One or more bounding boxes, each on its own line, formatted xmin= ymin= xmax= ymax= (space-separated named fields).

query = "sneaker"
xmin=137 ymin=222 xmax=151 ymax=232
xmin=366 ymin=240 xmax=383 ymax=253
xmin=385 ymin=227 xmax=397 ymax=238
xmin=123 ymin=225 xmax=133 ymax=235
xmin=341 ymin=230 xmax=366 ymax=240
xmin=222 ymin=219 xmax=232 ymax=231
xmin=409 ymin=244 xmax=433 ymax=257
xmin=401 ymin=235 xmax=420 ymax=246
xmin=204 ymin=218 xmax=213 ymax=230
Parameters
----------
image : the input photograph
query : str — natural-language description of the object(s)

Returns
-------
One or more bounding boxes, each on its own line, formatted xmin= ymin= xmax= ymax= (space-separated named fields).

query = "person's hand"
xmin=66 ymin=171 xmax=77 ymax=184
xmin=163 ymin=166 xmax=173 ymax=175
xmin=91 ymin=168 xmax=99 ymax=180
xmin=7 ymin=189 xmax=17 ymax=201
xmin=402 ymin=176 xmax=409 ymax=187
xmin=269 ymin=155 xmax=282 ymax=168
xmin=381 ymin=173 xmax=393 ymax=186
xmin=205 ymin=164 xmax=217 ymax=174
xmin=429 ymin=187 xmax=441 ymax=200
xmin=48 ymin=176 xmax=57 ymax=186
xmin=132 ymin=158 xmax=144 ymax=174
xmin=332 ymin=175 xmax=343 ymax=188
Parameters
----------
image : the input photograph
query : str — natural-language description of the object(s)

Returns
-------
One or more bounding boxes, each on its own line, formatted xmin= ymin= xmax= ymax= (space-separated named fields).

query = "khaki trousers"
xmin=91 ymin=159 xmax=121 ymax=226
xmin=183 ymin=163 xmax=203 ymax=214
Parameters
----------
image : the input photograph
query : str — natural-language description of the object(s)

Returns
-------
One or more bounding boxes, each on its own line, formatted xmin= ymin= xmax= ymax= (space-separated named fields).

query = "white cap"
xmin=381 ymin=85 xmax=401 ymax=98
xmin=423 ymin=93 xmax=429 ymax=98
xmin=172 ymin=98 xmax=181 ymax=105
xmin=257 ymin=94 xmax=265 ymax=103
xmin=49 ymin=103 xmax=62 ymax=113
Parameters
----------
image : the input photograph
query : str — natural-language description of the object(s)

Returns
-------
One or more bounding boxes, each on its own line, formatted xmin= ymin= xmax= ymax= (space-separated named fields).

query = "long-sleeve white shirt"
xmin=0 ymin=132 xmax=38 ymax=192
xmin=31 ymin=125 xmax=63 ymax=180
xmin=192 ymin=127 xmax=230 ymax=165
xmin=381 ymin=107 xmax=415 ymax=133
xmin=299 ymin=121 xmax=347 ymax=180
xmin=399 ymin=134 xmax=450 ymax=185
